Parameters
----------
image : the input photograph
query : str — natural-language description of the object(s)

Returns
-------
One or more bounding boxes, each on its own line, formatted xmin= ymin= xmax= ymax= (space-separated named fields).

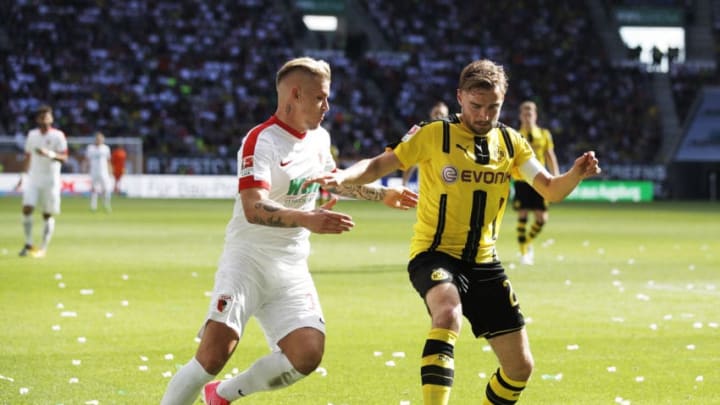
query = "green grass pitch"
xmin=0 ymin=196 xmax=718 ymax=404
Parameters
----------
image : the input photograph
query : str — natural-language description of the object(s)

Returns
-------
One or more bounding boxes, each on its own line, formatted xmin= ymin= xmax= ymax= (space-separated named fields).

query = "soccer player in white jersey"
xmin=85 ymin=132 xmax=112 ymax=212
xmin=160 ymin=57 xmax=418 ymax=405
xmin=16 ymin=105 xmax=68 ymax=258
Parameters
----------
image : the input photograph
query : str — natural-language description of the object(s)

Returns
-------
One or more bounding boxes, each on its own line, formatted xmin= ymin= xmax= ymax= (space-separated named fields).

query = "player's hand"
xmin=35 ymin=147 xmax=57 ymax=159
xmin=382 ymin=187 xmax=418 ymax=210
xmin=305 ymin=197 xmax=355 ymax=234
xmin=574 ymin=151 xmax=601 ymax=179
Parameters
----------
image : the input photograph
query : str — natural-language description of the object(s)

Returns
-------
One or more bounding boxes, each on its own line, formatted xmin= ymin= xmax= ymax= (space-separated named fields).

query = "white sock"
xmin=41 ymin=217 xmax=55 ymax=249
xmin=104 ymin=191 xmax=112 ymax=211
xmin=160 ymin=357 xmax=215 ymax=405
xmin=22 ymin=214 xmax=33 ymax=246
xmin=90 ymin=192 xmax=98 ymax=210
xmin=218 ymin=351 xmax=306 ymax=400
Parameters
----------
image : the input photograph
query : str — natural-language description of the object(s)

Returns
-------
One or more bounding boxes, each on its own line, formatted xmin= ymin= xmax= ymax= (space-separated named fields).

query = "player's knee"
xmin=288 ymin=347 xmax=323 ymax=375
xmin=432 ymin=304 xmax=463 ymax=330
xmin=506 ymin=357 xmax=534 ymax=382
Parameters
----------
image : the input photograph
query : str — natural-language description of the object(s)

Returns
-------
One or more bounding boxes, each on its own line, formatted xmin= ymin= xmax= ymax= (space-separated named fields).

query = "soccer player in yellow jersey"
xmin=513 ymin=101 xmax=559 ymax=265
xmin=305 ymin=59 xmax=601 ymax=405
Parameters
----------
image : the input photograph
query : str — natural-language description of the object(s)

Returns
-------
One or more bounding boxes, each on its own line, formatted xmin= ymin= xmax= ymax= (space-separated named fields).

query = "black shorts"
xmin=513 ymin=181 xmax=547 ymax=211
xmin=408 ymin=251 xmax=525 ymax=339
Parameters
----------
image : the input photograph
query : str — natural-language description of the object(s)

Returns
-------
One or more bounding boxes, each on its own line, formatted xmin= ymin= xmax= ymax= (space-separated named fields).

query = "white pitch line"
xmin=645 ymin=284 xmax=720 ymax=296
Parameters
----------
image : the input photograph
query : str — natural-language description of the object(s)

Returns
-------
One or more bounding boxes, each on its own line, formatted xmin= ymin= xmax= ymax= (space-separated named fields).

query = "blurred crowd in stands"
xmin=0 ymin=0 xmax=715 ymax=174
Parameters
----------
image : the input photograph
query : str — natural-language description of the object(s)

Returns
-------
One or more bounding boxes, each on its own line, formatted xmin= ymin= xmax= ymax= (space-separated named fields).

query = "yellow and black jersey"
xmin=520 ymin=126 xmax=553 ymax=168
xmin=392 ymin=115 xmax=534 ymax=263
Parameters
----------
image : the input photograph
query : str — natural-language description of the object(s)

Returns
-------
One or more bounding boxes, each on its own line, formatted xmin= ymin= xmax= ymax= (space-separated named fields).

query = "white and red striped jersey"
xmin=225 ymin=115 xmax=336 ymax=258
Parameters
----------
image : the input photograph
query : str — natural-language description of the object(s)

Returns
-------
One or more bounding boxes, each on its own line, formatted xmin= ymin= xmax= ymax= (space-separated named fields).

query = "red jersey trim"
xmin=238 ymin=117 xmax=275 ymax=192
xmin=271 ymin=115 xmax=306 ymax=140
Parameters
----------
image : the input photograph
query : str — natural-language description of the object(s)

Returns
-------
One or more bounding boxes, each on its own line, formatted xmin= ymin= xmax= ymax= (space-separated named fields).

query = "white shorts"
xmin=201 ymin=245 xmax=325 ymax=351
xmin=22 ymin=181 xmax=61 ymax=214
xmin=90 ymin=174 xmax=112 ymax=193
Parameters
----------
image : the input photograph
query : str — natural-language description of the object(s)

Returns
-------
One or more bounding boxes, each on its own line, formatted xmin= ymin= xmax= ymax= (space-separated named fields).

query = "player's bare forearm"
xmin=341 ymin=152 xmax=400 ymax=185
xmin=248 ymin=198 xmax=301 ymax=227
xmin=327 ymin=184 xmax=387 ymax=201
xmin=534 ymin=151 xmax=600 ymax=202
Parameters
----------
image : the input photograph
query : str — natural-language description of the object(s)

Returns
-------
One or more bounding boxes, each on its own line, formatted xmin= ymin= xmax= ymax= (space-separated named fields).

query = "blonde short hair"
xmin=276 ymin=57 xmax=331 ymax=88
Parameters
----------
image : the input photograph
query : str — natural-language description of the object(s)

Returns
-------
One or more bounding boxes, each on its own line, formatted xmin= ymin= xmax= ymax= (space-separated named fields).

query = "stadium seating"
xmin=3 ymin=0 xmax=712 ymax=173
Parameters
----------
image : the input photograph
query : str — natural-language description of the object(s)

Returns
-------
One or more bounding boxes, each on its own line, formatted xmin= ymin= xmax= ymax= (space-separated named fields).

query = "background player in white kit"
xmin=160 ymin=57 xmax=418 ymax=405
xmin=16 ymin=105 xmax=68 ymax=258
xmin=85 ymin=132 xmax=112 ymax=212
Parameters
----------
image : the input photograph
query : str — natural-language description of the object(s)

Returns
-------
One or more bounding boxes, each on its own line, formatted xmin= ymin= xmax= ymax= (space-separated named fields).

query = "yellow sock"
xmin=483 ymin=367 xmax=527 ymax=404
xmin=516 ymin=218 xmax=528 ymax=253
xmin=421 ymin=328 xmax=458 ymax=405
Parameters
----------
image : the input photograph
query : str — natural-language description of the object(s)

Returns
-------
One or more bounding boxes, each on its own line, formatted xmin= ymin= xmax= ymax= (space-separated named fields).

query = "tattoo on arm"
xmin=330 ymin=184 xmax=387 ymax=201
xmin=252 ymin=200 xmax=298 ymax=227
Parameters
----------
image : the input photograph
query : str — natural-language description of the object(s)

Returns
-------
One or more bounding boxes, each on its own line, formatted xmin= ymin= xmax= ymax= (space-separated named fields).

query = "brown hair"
xmin=36 ymin=104 xmax=53 ymax=118
xmin=458 ymin=59 xmax=508 ymax=94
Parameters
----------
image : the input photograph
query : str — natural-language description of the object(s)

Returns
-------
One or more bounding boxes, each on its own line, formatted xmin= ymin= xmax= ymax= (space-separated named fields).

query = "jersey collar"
xmin=271 ymin=115 xmax=307 ymax=140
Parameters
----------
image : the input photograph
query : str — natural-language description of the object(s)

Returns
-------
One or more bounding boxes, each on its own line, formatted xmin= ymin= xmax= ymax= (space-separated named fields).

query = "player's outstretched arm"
xmin=532 ymin=151 xmax=601 ymax=202
xmin=240 ymin=188 xmax=354 ymax=234
xmin=306 ymin=151 xmax=417 ymax=210
xmin=331 ymin=184 xmax=418 ymax=210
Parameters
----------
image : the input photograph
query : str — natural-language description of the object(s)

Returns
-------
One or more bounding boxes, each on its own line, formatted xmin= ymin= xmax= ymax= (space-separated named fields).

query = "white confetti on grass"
xmin=373 ymin=351 xmax=383 ymax=357
xmin=80 ymin=289 xmax=94 ymax=295
xmin=392 ymin=352 xmax=405 ymax=358
xmin=610 ymin=268 xmax=621 ymax=275
xmin=649 ymin=324 xmax=658 ymax=331
xmin=566 ymin=344 xmax=579 ymax=351
xmin=51 ymin=325 xmax=61 ymax=331
xmin=0 ymin=374 xmax=15 ymax=382
xmin=56 ymin=302 xmax=64 ymax=309
xmin=696 ymin=376 xmax=704 ymax=382
xmin=105 ymin=312 xmax=114 ymax=318
xmin=77 ymin=337 xmax=87 ymax=343
xmin=85 ymin=400 xmax=99 ymax=405
xmin=69 ymin=377 xmax=79 ymax=384
xmin=122 ymin=274 xmax=129 ymax=280
xmin=54 ymin=273 xmax=63 ymax=280
xmin=482 ymin=345 xmax=492 ymax=352
xmin=315 ymin=367 xmax=328 ymax=377
xmin=58 ymin=282 xmax=66 ymax=289
xmin=686 ymin=344 xmax=696 ymax=350
xmin=162 ymin=371 xmax=173 ymax=378
xmin=19 ymin=387 xmax=29 ymax=395
xmin=385 ymin=360 xmax=396 ymax=367
xmin=61 ymin=311 xmax=78 ymax=317
xmin=164 ymin=353 xmax=174 ymax=360
xmin=478 ymin=372 xmax=487 ymax=379
xmin=709 ymin=322 xmax=718 ymax=328
xmin=138 ymin=365 xmax=148 ymax=371
xmin=635 ymin=376 xmax=644 ymax=383
xmin=693 ymin=322 xmax=703 ymax=329
xmin=607 ymin=366 xmax=617 ymax=372
xmin=72 ymin=359 xmax=81 ymax=366
xmin=121 ymin=300 xmax=129 ymax=307
xmin=635 ymin=294 xmax=650 ymax=302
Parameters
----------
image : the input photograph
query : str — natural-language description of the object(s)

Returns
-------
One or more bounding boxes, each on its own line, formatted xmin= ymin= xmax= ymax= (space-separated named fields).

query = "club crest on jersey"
xmin=240 ymin=155 xmax=254 ymax=177
xmin=431 ymin=268 xmax=450 ymax=281
xmin=401 ymin=125 xmax=421 ymax=142
xmin=216 ymin=295 xmax=232 ymax=312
